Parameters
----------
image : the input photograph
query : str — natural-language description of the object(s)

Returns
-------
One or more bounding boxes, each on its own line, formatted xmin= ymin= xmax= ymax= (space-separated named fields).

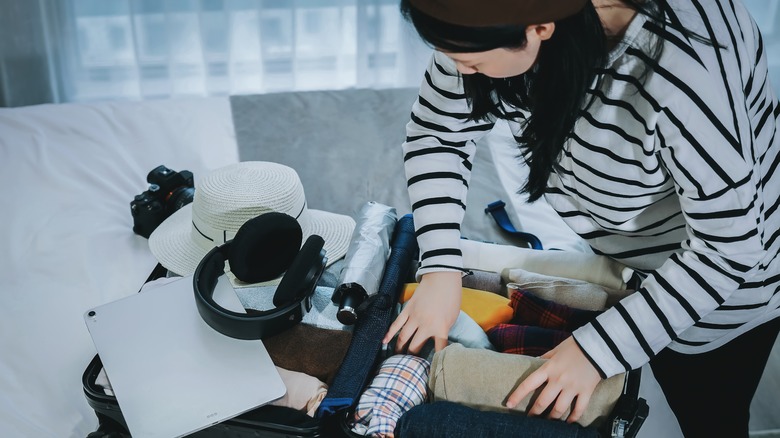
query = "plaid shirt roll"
xmin=351 ymin=354 xmax=430 ymax=438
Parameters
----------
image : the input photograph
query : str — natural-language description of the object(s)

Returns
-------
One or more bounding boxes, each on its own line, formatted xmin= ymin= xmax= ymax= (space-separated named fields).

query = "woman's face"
xmin=442 ymin=23 xmax=555 ymax=78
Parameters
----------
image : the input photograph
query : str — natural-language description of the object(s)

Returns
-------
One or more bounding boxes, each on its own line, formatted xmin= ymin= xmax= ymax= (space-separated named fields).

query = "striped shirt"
xmin=403 ymin=0 xmax=780 ymax=378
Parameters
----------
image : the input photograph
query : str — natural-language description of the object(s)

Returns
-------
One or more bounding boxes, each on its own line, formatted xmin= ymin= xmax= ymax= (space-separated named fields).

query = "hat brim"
xmin=148 ymin=204 xmax=356 ymax=279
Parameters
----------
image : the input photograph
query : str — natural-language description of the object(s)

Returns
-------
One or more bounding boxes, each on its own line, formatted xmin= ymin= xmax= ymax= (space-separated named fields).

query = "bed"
xmin=1 ymin=88 xmax=776 ymax=437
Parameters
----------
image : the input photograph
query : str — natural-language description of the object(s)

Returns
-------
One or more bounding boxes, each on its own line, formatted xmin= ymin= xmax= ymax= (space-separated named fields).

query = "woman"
xmin=383 ymin=0 xmax=780 ymax=436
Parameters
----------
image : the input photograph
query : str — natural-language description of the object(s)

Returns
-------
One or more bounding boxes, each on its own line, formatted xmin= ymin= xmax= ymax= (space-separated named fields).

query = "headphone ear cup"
xmin=229 ymin=212 xmax=303 ymax=284
xmin=273 ymin=235 xmax=326 ymax=307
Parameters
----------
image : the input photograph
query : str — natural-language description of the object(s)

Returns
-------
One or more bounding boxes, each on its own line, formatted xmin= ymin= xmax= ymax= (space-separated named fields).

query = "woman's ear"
xmin=527 ymin=22 xmax=556 ymax=41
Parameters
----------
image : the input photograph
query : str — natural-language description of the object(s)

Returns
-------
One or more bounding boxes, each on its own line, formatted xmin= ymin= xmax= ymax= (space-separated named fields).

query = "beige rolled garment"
xmin=459 ymin=239 xmax=633 ymax=291
xmin=506 ymin=268 xmax=626 ymax=311
xmin=429 ymin=344 xmax=625 ymax=427
xmin=270 ymin=367 xmax=328 ymax=417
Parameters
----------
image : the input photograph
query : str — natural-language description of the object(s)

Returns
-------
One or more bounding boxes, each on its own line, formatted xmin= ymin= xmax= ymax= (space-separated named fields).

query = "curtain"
xmin=0 ymin=0 xmax=433 ymax=107
xmin=0 ymin=0 xmax=778 ymax=107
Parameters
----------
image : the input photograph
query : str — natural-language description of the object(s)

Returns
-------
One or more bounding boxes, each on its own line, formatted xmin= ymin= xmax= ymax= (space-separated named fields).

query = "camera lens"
xmin=167 ymin=186 xmax=195 ymax=214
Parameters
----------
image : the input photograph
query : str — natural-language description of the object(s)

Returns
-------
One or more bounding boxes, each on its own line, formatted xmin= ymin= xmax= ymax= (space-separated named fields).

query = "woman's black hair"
xmin=399 ymin=0 xmax=676 ymax=202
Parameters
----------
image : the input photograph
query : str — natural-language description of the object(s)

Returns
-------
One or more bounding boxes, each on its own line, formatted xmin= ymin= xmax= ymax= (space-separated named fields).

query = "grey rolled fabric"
xmin=429 ymin=344 xmax=625 ymax=427
xmin=461 ymin=269 xmax=503 ymax=295
xmin=460 ymin=239 xmax=632 ymax=291
xmin=505 ymin=269 xmax=609 ymax=311
xmin=506 ymin=268 xmax=634 ymax=310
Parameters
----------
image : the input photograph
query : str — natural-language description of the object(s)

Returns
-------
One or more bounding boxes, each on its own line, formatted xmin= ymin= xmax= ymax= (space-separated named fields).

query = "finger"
xmin=433 ymin=335 xmax=448 ymax=352
xmin=548 ymin=390 xmax=575 ymax=421
xmin=383 ymin=312 xmax=409 ymax=344
xmin=506 ymin=369 xmax=548 ymax=409
xmin=394 ymin=321 xmax=419 ymax=354
xmin=527 ymin=382 xmax=561 ymax=417
xmin=567 ymin=392 xmax=591 ymax=424
xmin=406 ymin=331 xmax=430 ymax=355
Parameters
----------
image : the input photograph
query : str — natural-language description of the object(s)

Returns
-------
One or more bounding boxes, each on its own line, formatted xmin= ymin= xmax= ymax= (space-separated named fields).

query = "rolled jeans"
xmin=394 ymin=400 xmax=601 ymax=438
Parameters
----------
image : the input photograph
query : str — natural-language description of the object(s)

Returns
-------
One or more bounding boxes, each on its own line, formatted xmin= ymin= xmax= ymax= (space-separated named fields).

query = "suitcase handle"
xmin=601 ymin=368 xmax=650 ymax=438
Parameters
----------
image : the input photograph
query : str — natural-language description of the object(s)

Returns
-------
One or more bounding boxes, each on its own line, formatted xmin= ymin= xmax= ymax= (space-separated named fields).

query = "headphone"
xmin=193 ymin=212 xmax=327 ymax=340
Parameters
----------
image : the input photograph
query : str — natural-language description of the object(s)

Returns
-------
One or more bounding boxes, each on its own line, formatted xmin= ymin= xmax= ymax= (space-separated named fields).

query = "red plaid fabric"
xmin=509 ymin=288 xmax=601 ymax=332
xmin=486 ymin=323 xmax=570 ymax=356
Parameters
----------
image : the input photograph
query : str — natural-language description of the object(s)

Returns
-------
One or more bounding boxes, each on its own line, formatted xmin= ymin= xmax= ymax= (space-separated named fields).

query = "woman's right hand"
xmin=382 ymin=271 xmax=462 ymax=354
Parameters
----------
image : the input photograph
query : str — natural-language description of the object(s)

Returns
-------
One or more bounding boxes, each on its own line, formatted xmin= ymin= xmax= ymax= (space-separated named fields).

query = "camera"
xmin=130 ymin=165 xmax=195 ymax=238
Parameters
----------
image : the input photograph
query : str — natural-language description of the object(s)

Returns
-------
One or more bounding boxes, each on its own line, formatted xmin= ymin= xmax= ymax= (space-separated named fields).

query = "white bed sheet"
xmin=0 ymin=97 xmax=239 ymax=437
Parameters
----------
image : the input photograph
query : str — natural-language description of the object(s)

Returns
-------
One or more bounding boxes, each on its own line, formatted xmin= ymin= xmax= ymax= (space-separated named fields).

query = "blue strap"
xmin=484 ymin=200 xmax=543 ymax=250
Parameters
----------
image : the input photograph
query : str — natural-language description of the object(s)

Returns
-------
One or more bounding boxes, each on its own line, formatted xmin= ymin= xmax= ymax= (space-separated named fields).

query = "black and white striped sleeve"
xmin=403 ymin=51 xmax=496 ymax=277
xmin=573 ymin=1 xmax=779 ymax=378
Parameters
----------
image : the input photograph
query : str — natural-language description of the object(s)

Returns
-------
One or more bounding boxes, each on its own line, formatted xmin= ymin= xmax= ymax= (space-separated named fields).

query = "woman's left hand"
xmin=506 ymin=337 xmax=602 ymax=424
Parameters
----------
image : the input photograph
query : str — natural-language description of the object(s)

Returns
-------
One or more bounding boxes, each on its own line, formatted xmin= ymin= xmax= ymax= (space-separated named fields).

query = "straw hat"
xmin=148 ymin=161 xmax=356 ymax=278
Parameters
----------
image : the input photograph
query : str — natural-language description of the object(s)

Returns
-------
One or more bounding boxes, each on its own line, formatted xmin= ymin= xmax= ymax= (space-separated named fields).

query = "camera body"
xmin=131 ymin=165 xmax=195 ymax=238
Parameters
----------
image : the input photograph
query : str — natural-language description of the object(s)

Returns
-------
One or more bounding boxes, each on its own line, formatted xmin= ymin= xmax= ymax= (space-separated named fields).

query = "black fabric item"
xmin=316 ymin=214 xmax=417 ymax=417
xmin=394 ymin=401 xmax=600 ymax=438
xmin=650 ymin=317 xmax=780 ymax=438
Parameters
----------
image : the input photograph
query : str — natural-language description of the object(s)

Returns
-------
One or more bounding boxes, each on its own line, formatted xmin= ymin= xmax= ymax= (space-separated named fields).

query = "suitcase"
xmin=83 ymin=214 xmax=648 ymax=438
xmin=83 ymin=215 xmax=419 ymax=438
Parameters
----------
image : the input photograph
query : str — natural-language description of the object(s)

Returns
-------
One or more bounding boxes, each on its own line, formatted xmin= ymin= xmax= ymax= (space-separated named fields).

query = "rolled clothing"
xmin=263 ymin=324 xmax=352 ymax=386
xmin=429 ymin=344 xmax=625 ymax=427
xmin=394 ymin=305 xmax=495 ymax=362
xmin=237 ymin=285 xmax=352 ymax=331
xmin=317 ymin=258 xmax=346 ymax=288
xmin=351 ymin=354 xmax=430 ymax=438
xmin=394 ymin=400 xmax=601 ymax=438
xmin=505 ymin=268 xmax=608 ymax=311
xmin=460 ymin=239 xmax=632 ymax=291
xmin=400 ymin=283 xmax=513 ymax=331
xmin=508 ymin=289 xmax=602 ymax=332
xmin=461 ymin=269 xmax=503 ymax=295
xmin=487 ymin=324 xmax=570 ymax=357
xmin=270 ymin=367 xmax=328 ymax=417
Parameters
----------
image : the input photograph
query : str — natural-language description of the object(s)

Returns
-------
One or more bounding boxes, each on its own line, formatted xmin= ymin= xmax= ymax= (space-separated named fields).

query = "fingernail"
xmin=505 ymin=402 xmax=515 ymax=409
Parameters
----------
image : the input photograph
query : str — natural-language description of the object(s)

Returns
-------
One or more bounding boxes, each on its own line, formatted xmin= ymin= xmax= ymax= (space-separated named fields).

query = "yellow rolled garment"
xmin=400 ymin=283 xmax=513 ymax=331
xmin=429 ymin=343 xmax=625 ymax=427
